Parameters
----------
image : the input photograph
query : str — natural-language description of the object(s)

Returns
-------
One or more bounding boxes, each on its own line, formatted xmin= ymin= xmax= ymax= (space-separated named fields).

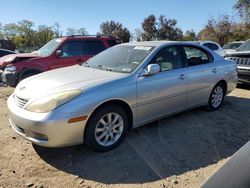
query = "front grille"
xmin=14 ymin=95 xmax=28 ymax=108
xmin=228 ymin=57 xmax=250 ymax=67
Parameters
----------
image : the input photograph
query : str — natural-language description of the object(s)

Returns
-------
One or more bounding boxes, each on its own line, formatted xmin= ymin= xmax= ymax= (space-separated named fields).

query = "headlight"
xmin=25 ymin=90 xmax=81 ymax=113
xmin=5 ymin=65 xmax=16 ymax=72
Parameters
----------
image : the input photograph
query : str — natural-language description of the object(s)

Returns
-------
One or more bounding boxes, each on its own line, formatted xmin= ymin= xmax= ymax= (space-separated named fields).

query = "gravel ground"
xmin=0 ymin=85 xmax=250 ymax=188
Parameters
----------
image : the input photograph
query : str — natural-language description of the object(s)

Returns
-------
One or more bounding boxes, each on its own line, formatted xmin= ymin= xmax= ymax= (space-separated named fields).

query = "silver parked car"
xmin=7 ymin=41 xmax=238 ymax=151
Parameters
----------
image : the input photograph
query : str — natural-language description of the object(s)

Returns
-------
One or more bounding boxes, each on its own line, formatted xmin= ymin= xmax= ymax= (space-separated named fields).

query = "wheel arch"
xmin=86 ymin=99 xmax=134 ymax=131
xmin=216 ymin=79 xmax=227 ymax=94
xmin=17 ymin=68 xmax=43 ymax=81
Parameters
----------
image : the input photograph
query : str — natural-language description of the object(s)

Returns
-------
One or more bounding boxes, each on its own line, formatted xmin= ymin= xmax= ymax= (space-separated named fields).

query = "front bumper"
xmin=238 ymin=67 xmax=250 ymax=83
xmin=7 ymin=94 xmax=88 ymax=147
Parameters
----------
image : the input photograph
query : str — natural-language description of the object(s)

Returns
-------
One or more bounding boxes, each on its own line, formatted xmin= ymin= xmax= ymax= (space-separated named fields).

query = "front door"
xmin=136 ymin=46 xmax=188 ymax=124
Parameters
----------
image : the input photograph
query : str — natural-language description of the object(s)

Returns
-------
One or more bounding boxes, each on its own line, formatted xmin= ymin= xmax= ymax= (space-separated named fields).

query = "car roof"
xmin=121 ymin=41 xmax=205 ymax=47
xmin=58 ymin=35 xmax=118 ymax=40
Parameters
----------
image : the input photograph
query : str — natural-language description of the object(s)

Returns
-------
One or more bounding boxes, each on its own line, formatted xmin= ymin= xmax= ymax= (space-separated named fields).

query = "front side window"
xmin=150 ymin=46 xmax=184 ymax=72
xmin=184 ymin=46 xmax=212 ymax=66
xmin=60 ymin=41 xmax=84 ymax=57
xmin=83 ymin=45 xmax=154 ymax=73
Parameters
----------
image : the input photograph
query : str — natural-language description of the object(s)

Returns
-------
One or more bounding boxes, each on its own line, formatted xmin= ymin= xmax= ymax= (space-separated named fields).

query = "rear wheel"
xmin=207 ymin=83 xmax=225 ymax=111
xmin=84 ymin=105 xmax=128 ymax=152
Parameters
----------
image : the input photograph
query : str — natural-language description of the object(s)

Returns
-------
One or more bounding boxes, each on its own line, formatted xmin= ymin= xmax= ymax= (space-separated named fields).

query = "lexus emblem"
xmin=20 ymin=86 xmax=26 ymax=91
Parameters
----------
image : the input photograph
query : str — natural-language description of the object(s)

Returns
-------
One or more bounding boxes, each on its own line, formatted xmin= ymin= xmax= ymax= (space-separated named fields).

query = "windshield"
xmin=83 ymin=45 xmax=154 ymax=73
xmin=223 ymin=42 xmax=243 ymax=50
xmin=36 ymin=38 xmax=63 ymax=56
xmin=238 ymin=41 xmax=250 ymax=51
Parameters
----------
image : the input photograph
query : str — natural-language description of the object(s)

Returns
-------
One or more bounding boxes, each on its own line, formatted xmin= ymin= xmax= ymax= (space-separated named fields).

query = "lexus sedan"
xmin=7 ymin=41 xmax=238 ymax=151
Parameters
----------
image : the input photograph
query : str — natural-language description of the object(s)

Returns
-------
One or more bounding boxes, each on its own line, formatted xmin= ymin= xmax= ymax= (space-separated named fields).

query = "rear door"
xmin=182 ymin=45 xmax=219 ymax=108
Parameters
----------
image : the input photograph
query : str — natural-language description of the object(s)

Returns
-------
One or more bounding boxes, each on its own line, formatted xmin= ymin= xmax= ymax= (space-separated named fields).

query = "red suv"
xmin=0 ymin=35 xmax=120 ymax=86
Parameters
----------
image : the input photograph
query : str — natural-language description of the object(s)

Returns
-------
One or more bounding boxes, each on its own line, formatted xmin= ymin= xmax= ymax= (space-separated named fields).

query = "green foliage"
xmin=234 ymin=0 xmax=250 ymax=23
xmin=0 ymin=20 xmax=88 ymax=52
xmin=99 ymin=20 xmax=130 ymax=42
xmin=139 ymin=14 xmax=183 ymax=41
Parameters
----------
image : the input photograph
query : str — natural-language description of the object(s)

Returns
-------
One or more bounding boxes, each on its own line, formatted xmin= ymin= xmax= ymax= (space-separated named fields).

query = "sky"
xmin=0 ymin=0 xmax=238 ymax=35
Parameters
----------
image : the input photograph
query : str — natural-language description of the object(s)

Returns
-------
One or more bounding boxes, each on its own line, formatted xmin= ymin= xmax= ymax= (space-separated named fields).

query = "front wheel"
xmin=207 ymin=83 xmax=225 ymax=111
xmin=84 ymin=105 xmax=128 ymax=152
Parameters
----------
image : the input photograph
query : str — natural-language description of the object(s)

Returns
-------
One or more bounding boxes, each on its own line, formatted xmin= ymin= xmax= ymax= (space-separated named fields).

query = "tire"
xmin=84 ymin=104 xmax=128 ymax=152
xmin=207 ymin=82 xmax=226 ymax=111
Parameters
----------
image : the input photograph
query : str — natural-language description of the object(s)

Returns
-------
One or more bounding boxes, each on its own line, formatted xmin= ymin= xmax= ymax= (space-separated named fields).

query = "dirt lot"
xmin=0 ymin=85 xmax=250 ymax=188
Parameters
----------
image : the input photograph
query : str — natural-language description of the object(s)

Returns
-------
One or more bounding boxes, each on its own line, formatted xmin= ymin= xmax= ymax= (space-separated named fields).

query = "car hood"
xmin=14 ymin=65 xmax=126 ymax=100
xmin=0 ymin=53 xmax=40 ymax=67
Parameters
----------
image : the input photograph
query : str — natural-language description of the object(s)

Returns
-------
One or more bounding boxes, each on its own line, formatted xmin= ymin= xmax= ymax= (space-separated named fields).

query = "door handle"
xmin=212 ymin=68 xmax=218 ymax=73
xmin=178 ymin=74 xmax=188 ymax=80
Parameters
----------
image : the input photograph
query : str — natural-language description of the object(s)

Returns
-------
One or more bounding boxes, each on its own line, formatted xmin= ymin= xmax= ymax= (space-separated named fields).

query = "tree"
xmin=3 ymin=23 xmax=19 ymax=39
xmin=198 ymin=16 xmax=233 ymax=46
xmin=140 ymin=14 xmax=183 ymax=41
xmin=141 ymin=15 xmax=157 ymax=40
xmin=53 ymin=22 xmax=62 ymax=37
xmin=34 ymin=25 xmax=54 ymax=48
xmin=234 ymin=0 xmax=250 ymax=23
xmin=99 ymin=21 xmax=130 ymax=42
xmin=134 ymin=28 xmax=143 ymax=41
xmin=66 ymin=27 xmax=77 ymax=36
xmin=0 ymin=23 xmax=4 ymax=39
xmin=156 ymin=15 xmax=183 ymax=40
xmin=183 ymin=30 xmax=197 ymax=41
xmin=77 ymin=28 xmax=88 ymax=35
xmin=17 ymin=20 xmax=35 ymax=47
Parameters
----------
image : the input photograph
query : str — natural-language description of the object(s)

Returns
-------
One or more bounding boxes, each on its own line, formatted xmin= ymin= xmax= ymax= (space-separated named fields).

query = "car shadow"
xmin=33 ymin=95 xmax=250 ymax=184
xmin=237 ymin=83 xmax=250 ymax=90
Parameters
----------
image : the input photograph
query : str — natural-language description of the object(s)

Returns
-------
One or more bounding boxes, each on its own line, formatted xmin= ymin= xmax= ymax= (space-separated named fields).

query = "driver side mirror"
xmin=55 ymin=50 xmax=63 ymax=57
xmin=141 ymin=64 xmax=160 ymax=76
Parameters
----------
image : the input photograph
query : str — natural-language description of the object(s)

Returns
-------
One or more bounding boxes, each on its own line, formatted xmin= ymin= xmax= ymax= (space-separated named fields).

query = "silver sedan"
xmin=7 ymin=41 xmax=238 ymax=151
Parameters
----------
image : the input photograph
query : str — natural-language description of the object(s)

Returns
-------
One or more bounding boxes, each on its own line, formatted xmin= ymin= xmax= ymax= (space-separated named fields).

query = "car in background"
xmin=0 ymin=39 xmax=15 ymax=51
xmin=7 ymin=41 xmax=238 ymax=151
xmin=193 ymin=41 xmax=226 ymax=57
xmin=0 ymin=35 xmax=121 ymax=87
xmin=223 ymin=41 xmax=244 ymax=54
xmin=0 ymin=48 xmax=16 ymax=58
xmin=225 ymin=39 xmax=250 ymax=84
xmin=0 ymin=49 xmax=16 ymax=82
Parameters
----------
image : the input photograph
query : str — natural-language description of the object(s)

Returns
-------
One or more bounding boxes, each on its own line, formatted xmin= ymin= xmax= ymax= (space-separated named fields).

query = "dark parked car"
xmin=0 ymin=35 xmax=121 ymax=86
xmin=0 ymin=48 xmax=16 ymax=58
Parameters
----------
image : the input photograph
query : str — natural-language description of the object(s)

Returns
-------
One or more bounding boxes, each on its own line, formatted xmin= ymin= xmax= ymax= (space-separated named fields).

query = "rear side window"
xmin=85 ymin=40 xmax=105 ymax=55
xmin=107 ymin=40 xmax=119 ymax=47
xmin=203 ymin=43 xmax=219 ymax=51
xmin=61 ymin=41 xmax=84 ymax=56
xmin=183 ymin=46 xmax=213 ymax=66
